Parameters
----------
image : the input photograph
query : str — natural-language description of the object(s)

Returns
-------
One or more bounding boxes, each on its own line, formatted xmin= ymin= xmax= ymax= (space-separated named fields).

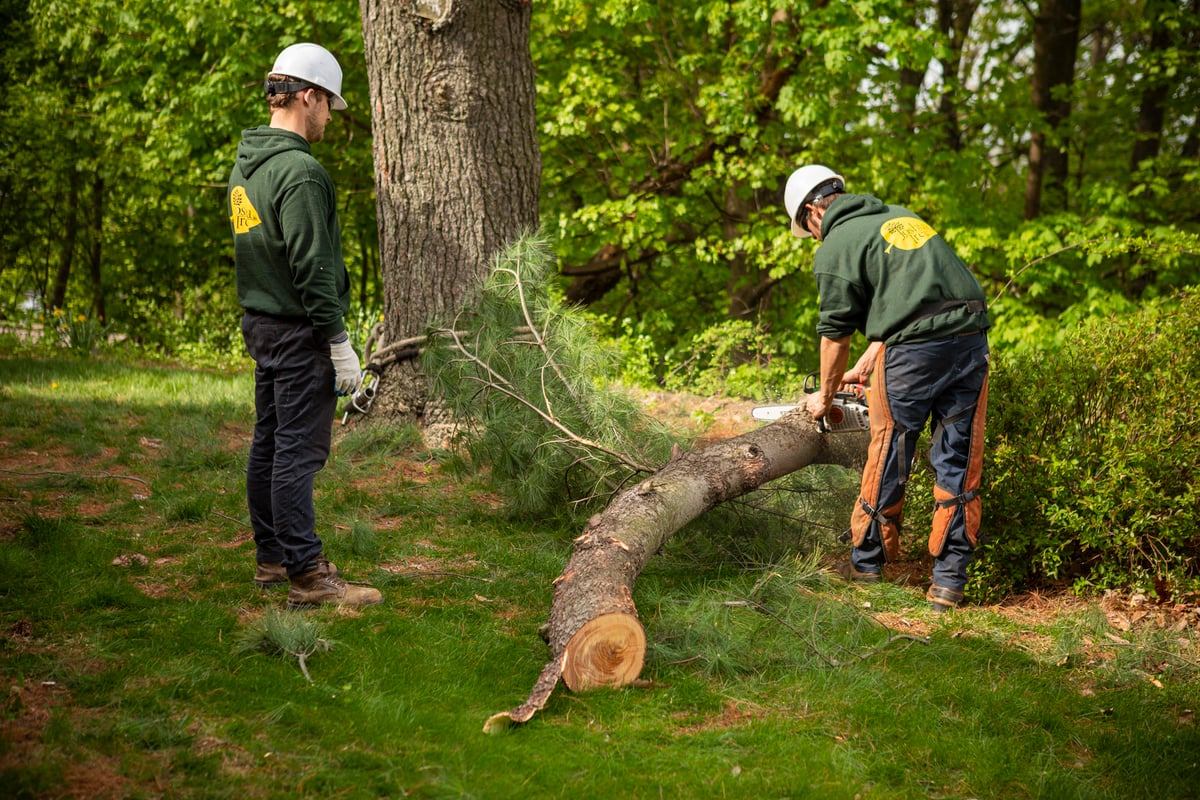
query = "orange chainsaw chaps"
xmin=929 ymin=486 xmax=954 ymax=556
xmin=928 ymin=374 xmax=988 ymax=556
xmin=849 ymin=343 xmax=904 ymax=562
xmin=851 ymin=498 xmax=905 ymax=562
xmin=929 ymin=485 xmax=982 ymax=555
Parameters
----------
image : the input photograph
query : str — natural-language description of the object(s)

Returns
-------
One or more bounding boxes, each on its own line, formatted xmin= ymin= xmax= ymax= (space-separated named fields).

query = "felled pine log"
xmin=483 ymin=410 xmax=868 ymax=732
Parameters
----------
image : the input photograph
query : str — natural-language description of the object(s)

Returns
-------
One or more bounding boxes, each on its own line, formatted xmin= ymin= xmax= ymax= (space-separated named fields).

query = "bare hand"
xmin=843 ymin=342 xmax=881 ymax=386
xmin=806 ymin=392 xmax=829 ymax=420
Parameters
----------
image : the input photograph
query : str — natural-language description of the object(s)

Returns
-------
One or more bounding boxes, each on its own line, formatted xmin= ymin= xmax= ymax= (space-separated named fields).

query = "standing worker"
xmin=784 ymin=165 xmax=991 ymax=611
xmin=228 ymin=43 xmax=382 ymax=610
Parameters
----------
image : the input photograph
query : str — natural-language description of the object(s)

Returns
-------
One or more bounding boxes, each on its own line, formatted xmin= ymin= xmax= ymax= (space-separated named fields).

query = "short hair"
xmin=811 ymin=192 xmax=842 ymax=213
xmin=264 ymin=73 xmax=302 ymax=110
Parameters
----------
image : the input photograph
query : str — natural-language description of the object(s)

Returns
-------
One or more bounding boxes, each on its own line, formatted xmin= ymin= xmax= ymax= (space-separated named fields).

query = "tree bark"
xmin=936 ymin=0 xmax=981 ymax=153
xmin=484 ymin=411 xmax=868 ymax=732
xmin=88 ymin=176 xmax=104 ymax=322
xmin=49 ymin=170 xmax=80 ymax=312
xmin=1129 ymin=0 xmax=1178 ymax=174
xmin=1023 ymin=0 xmax=1082 ymax=219
xmin=359 ymin=0 xmax=540 ymax=420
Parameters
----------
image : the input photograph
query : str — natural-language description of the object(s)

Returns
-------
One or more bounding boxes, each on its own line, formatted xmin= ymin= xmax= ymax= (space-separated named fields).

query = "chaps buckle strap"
xmin=935 ymin=488 xmax=980 ymax=509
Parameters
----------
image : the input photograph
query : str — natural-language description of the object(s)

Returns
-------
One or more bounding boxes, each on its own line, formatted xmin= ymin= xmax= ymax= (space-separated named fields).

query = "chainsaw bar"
xmin=751 ymin=404 xmax=800 ymax=421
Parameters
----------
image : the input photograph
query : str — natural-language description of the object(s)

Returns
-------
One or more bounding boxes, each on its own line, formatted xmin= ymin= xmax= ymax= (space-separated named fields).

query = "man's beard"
xmin=305 ymin=107 xmax=328 ymax=143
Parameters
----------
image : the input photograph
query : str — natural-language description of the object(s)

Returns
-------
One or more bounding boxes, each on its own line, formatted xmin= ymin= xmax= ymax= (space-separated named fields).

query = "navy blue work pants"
xmin=850 ymin=332 xmax=990 ymax=591
xmin=241 ymin=312 xmax=336 ymax=578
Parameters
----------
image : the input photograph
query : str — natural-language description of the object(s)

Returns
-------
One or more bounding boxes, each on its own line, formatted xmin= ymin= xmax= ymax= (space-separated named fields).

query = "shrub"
xmin=973 ymin=289 xmax=1200 ymax=601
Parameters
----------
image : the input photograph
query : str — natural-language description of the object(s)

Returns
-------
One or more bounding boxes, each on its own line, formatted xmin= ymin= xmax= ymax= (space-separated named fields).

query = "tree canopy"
xmin=1 ymin=0 xmax=1197 ymax=369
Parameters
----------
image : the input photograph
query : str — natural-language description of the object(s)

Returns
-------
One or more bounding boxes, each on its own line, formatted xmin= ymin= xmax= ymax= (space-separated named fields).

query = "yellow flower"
xmin=53 ymin=308 xmax=65 ymax=318
xmin=76 ymin=314 xmax=87 ymax=323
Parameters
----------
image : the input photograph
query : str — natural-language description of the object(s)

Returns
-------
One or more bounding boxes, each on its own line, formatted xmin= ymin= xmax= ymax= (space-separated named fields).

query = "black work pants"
xmin=241 ymin=311 xmax=336 ymax=577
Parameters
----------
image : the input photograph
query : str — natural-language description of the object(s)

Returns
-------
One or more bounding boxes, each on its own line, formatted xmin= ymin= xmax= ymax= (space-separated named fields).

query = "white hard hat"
xmin=784 ymin=165 xmax=845 ymax=238
xmin=270 ymin=43 xmax=347 ymax=111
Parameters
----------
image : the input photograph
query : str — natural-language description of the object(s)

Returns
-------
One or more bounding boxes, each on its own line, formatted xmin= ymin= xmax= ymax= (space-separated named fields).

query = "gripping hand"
xmin=329 ymin=334 xmax=363 ymax=396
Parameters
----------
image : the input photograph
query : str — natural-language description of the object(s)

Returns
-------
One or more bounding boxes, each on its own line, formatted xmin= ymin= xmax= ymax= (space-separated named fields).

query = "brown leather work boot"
xmin=832 ymin=559 xmax=882 ymax=583
xmin=255 ymin=559 xmax=338 ymax=590
xmin=286 ymin=560 xmax=381 ymax=610
xmin=254 ymin=562 xmax=288 ymax=589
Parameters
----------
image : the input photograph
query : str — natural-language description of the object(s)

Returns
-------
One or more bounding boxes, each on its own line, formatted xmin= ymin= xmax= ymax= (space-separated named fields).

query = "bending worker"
xmin=785 ymin=165 xmax=991 ymax=611
xmin=228 ymin=43 xmax=382 ymax=610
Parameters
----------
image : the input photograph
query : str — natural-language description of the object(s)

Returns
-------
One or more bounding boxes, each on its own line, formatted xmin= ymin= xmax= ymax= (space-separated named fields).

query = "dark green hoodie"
xmin=228 ymin=126 xmax=349 ymax=340
xmin=813 ymin=194 xmax=990 ymax=345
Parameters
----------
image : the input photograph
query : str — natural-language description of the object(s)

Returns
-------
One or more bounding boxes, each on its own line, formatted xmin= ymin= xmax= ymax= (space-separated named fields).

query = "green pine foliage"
xmin=423 ymin=234 xmax=679 ymax=518
xmin=975 ymin=289 xmax=1200 ymax=601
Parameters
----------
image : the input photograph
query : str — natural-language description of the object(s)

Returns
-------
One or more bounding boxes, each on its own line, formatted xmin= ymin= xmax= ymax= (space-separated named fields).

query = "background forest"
xmin=2 ymin=0 xmax=1198 ymax=367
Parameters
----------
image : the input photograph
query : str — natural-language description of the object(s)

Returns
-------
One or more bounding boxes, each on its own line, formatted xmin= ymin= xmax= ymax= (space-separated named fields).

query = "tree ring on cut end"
xmin=561 ymin=612 xmax=646 ymax=692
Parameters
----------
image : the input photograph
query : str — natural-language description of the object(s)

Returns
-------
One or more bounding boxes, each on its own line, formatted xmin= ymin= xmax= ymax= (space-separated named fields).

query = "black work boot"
xmin=926 ymin=584 xmax=964 ymax=612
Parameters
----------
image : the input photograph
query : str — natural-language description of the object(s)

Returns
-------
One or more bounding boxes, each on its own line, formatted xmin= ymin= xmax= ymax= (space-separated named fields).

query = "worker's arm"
xmin=805 ymin=335 xmax=851 ymax=420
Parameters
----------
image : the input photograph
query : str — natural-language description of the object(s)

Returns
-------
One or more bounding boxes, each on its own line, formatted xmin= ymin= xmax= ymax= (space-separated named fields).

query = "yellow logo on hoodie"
xmin=880 ymin=217 xmax=936 ymax=253
xmin=229 ymin=186 xmax=261 ymax=234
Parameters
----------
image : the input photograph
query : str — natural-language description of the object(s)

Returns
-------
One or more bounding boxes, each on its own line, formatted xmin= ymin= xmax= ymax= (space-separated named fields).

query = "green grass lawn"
xmin=1 ymin=353 xmax=1198 ymax=799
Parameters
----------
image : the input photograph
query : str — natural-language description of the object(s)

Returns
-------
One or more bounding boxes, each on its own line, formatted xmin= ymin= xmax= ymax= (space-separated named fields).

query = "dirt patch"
xmin=1 ymin=681 xmax=130 ymax=799
xmin=635 ymin=390 xmax=762 ymax=444
xmin=379 ymin=553 xmax=483 ymax=580
xmin=674 ymin=698 xmax=770 ymax=735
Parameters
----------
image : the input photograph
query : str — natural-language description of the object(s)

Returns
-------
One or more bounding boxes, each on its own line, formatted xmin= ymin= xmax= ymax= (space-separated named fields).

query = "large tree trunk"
xmin=49 ymin=170 xmax=80 ymax=312
xmin=1129 ymin=0 xmax=1183 ymax=174
xmin=936 ymin=0 xmax=981 ymax=153
xmin=359 ymin=0 xmax=540 ymax=420
xmin=484 ymin=412 xmax=868 ymax=732
xmin=1023 ymin=0 xmax=1082 ymax=219
xmin=88 ymin=176 xmax=104 ymax=322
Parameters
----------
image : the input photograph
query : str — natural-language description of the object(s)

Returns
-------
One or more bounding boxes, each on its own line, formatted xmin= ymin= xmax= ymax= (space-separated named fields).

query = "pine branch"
xmin=423 ymin=232 xmax=677 ymax=516
xmin=437 ymin=324 xmax=654 ymax=474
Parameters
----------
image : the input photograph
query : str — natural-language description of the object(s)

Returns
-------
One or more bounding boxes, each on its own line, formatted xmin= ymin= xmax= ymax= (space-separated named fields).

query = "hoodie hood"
xmin=234 ymin=126 xmax=311 ymax=179
xmin=820 ymin=193 xmax=887 ymax=238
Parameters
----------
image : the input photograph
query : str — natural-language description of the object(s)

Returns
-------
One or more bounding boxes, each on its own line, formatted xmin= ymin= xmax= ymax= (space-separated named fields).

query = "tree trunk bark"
xmin=936 ymin=0 xmax=981 ymax=153
xmin=88 ymin=176 xmax=105 ymax=322
xmin=484 ymin=412 xmax=868 ymax=732
xmin=1129 ymin=0 xmax=1175 ymax=174
xmin=359 ymin=0 xmax=540 ymax=421
xmin=50 ymin=170 xmax=80 ymax=312
xmin=1023 ymin=0 xmax=1082 ymax=219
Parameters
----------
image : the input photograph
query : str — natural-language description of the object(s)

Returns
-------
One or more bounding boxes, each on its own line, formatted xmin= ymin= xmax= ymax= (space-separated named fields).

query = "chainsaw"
xmin=751 ymin=371 xmax=870 ymax=433
xmin=340 ymin=370 xmax=378 ymax=426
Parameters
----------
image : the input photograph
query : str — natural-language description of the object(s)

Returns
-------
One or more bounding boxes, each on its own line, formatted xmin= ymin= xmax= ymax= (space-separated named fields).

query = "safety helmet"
xmin=784 ymin=165 xmax=845 ymax=238
xmin=269 ymin=43 xmax=347 ymax=111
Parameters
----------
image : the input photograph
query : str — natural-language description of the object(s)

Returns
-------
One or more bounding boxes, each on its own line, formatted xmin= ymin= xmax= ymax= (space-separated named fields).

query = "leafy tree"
xmin=530 ymin=0 xmax=1200 ymax=376
xmin=3 ymin=0 xmax=1196 ymax=371
xmin=0 ymin=0 xmax=375 ymax=355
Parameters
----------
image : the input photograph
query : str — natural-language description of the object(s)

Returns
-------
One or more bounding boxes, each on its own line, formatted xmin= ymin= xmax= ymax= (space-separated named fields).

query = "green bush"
xmin=973 ymin=289 xmax=1200 ymax=601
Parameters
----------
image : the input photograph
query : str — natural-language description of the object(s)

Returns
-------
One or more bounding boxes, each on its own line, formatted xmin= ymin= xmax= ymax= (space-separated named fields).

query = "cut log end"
xmin=561 ymin=612 xmax=646 ymax=692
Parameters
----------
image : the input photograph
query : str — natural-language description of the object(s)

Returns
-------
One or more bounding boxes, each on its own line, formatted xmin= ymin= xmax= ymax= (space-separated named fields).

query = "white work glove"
xmin=328 ymin=334 xmax=364 ymax=396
